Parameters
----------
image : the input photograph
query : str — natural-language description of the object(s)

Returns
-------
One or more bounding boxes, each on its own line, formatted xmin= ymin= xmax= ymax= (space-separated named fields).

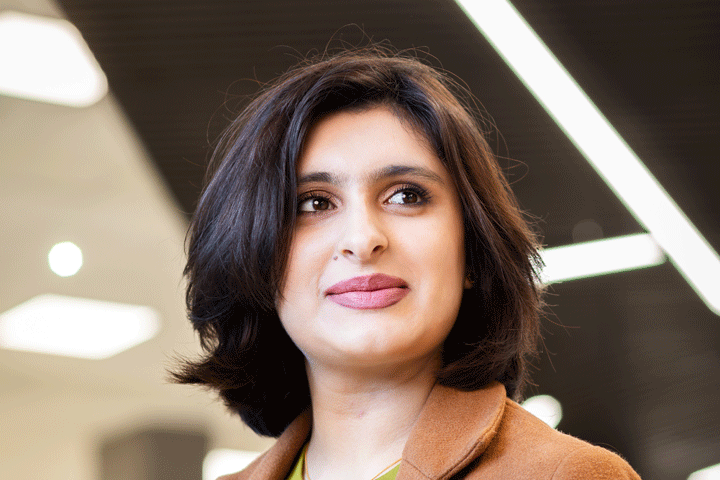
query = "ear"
xmin=464 ymin=276 xmax=473 ymax=289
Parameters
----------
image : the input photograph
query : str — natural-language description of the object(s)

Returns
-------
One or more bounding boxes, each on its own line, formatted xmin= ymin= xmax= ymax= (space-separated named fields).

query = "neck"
xmin=304 ymin=354 xmax=438 ymax=480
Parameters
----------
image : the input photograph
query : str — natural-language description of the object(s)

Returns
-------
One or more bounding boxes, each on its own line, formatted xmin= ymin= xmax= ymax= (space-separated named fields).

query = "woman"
xmin=174 ymin=48 xmax=641 ymax=479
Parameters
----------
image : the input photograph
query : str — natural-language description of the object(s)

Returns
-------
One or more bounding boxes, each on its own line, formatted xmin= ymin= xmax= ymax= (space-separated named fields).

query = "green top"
xmin=286 ymin=444 xmax=400 ymax=480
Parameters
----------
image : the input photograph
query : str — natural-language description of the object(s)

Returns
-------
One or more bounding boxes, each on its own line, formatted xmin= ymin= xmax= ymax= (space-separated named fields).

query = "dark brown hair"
xmin=172 ymin=47 xmax=544 ymax=437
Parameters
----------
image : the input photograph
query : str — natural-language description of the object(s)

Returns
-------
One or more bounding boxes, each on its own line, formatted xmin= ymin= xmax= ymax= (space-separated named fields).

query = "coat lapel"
xmin=398 ymin=382 xmax=506 ymax=480
xmin=246 ymin=411 xmax=312 ymax=480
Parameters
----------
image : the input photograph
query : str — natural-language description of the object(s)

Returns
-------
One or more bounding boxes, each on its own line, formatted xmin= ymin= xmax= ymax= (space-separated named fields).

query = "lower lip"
xmin=327 ymin=287 xmax=409 ymax=310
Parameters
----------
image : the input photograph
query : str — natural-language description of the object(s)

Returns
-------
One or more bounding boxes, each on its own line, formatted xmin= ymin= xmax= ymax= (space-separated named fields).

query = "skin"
xmin=276 ymin=106 xmax=467 ymax=480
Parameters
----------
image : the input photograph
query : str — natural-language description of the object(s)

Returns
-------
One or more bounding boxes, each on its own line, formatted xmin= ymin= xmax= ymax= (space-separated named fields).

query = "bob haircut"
xmin=173 ymin=47 xmax=544 ymax=438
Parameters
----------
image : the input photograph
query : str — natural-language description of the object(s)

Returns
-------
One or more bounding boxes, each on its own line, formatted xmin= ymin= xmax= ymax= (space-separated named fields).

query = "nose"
xmin=336 ymin=202 xmax=388 ymax=263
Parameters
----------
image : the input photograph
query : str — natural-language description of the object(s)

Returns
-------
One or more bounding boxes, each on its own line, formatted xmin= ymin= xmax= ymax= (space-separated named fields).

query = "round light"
xmin=48 ymin=241 xmax=83 ymax=277
xmin=521 ymin=394 xmax=563 ymax=428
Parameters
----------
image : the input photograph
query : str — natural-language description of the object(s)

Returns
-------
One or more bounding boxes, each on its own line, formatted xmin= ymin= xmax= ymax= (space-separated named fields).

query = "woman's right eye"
xmin=298 ymin=195 xmax=334 ymax=213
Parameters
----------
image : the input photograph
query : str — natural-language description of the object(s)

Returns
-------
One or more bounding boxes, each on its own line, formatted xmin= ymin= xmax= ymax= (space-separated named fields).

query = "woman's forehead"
xmin=297 ymin=106 xmax=449 ymax=185
xmin=297 ymin=164 xmax=446 ymax=190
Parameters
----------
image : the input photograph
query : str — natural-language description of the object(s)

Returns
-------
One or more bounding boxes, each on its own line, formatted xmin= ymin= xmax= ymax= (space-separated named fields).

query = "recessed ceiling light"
xmin=571 ymin=219 xmax=603 ymax=244
xmin=203 ymin=449 xmax=262 ymax=480
xmin=455 ymin=0 xmax=720 ymax=315
xmin=540 ymin=233 xmax=665 ymax=284
xmin=689 ymin=463 xmax=720 ymax=480
xmin=0 ymin=294 xmax=160 ymax=359
xmin=48 ymin=241 xmax=83 ymax=277
xmin=0 ymin=11 xmax=108 ymax=107
xmin=521 ymin=394 xmax=563 ymax=428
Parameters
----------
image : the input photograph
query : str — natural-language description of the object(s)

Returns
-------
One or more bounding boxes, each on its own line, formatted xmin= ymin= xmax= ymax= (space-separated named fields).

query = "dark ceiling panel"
xmin=512 ymin=0 xmax=720 ymax=251
xmin=56 ymin=1 xmax=720 ymax=479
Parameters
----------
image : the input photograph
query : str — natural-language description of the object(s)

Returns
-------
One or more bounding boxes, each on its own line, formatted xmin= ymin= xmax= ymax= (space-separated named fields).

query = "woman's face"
xmin=277 ymin=106 xmax=466 ymax=372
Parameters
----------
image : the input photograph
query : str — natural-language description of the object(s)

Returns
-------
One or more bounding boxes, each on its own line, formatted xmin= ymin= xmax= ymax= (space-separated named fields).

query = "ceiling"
xmin=3 ymin=1 xmax=719 ymax=479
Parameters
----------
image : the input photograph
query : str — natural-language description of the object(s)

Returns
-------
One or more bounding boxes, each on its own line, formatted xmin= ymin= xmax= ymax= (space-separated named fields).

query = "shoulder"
xmin=483 ymin=399 xmax=640 ymax=479
xmin=549 ymin=442 xmax=641 ymax=480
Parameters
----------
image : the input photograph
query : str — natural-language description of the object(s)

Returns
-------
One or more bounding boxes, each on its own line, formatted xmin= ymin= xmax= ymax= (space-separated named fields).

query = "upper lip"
xmin=325 ymin=274 xmax=408 ymax=295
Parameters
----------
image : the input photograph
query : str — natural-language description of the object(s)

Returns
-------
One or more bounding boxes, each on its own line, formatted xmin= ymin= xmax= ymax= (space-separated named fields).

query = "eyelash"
xmin=297 ymin=191 xmax=335 ymax=214
xmin=296 ymin=183 xmax=432 ymax=215
xmin=387 ymin=183 xmax=432 ymax=206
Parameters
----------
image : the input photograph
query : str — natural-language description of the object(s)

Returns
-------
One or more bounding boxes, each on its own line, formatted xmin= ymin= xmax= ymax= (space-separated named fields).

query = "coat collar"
xmin=246 ymin=381 xmax=506 ymax=480
xmin=398 ymin=381 xmax=506 ymax=480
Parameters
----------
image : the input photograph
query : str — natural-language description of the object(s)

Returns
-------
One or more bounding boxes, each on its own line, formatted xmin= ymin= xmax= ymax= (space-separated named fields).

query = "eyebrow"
xmin=297 ymin=164 xmax=445 ymax=187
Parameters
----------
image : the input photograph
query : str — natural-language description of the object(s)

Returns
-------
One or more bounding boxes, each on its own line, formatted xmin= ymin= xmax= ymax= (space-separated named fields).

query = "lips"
xmin=325 ymin=274 xmax=409 ymax=310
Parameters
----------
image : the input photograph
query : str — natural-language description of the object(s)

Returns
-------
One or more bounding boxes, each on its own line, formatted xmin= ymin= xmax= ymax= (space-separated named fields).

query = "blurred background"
xmin=1 ymin=1 xmax=718 ymax=479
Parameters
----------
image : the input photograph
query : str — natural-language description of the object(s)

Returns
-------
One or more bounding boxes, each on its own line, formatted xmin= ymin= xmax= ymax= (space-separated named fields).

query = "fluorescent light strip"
xmin=0 ymin=11 xmax=108 ymax=107
xmin=0 ymin=294 xmax=160 ymax=359
xmin=203 ymin=449 xmax=262 ymax=480
xmin=455 ymin=0 xmax=720 ymax=315
xmin=689 ymin=463 xmax=720 ymax=480
xmin=540 ymin=233 xmax=665 ymax=284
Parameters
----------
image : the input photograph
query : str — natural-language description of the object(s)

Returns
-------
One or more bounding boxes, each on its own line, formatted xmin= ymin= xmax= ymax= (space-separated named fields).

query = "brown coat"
xmin=220 ymin=382 xmax=641 ymax=480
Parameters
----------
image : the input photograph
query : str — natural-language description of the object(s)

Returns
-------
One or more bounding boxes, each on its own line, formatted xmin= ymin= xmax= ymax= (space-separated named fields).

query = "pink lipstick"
xmin=325 ymin=274 xmax=409 ymax=310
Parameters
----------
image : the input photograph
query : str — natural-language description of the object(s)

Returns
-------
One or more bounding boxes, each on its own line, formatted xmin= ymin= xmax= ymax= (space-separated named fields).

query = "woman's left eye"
xmin=386 ymin=185 xmax=430 ymax=206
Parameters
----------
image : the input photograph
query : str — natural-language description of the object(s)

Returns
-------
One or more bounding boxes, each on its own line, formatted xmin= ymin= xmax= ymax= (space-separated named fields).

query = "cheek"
xmin=405 ymin=212 xmax=465 ymax=281
xmin=282 ymin=229 xmax=329 ymax=291
xmin=276 ymin=228 xmax=331 ymax=334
